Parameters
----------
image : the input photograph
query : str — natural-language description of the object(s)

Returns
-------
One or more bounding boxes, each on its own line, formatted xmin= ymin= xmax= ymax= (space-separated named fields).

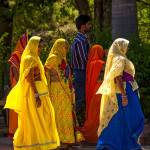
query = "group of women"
xmin=5 ymin=34 xmax=145 ymax=150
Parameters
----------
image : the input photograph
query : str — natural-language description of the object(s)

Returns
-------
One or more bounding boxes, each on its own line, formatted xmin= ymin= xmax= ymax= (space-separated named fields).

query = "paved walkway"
xmin=0 ymin=137 xmax=150 ymax=150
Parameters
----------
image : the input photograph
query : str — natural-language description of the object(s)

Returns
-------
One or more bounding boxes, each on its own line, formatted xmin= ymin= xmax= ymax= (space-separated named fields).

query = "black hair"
xmin=39 ymin=38 xmax=43 ymax=43
xmin=76 ymin=15 xmax=90 ymax=30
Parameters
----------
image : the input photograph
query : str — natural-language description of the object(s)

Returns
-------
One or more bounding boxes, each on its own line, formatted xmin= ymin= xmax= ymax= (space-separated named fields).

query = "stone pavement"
xmin=0 ymin=137 xmax=150 ymax=150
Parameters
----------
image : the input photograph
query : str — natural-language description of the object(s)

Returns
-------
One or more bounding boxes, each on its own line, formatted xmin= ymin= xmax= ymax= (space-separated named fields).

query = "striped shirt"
xmin=71 ymin=32 xmax=90 ymax=70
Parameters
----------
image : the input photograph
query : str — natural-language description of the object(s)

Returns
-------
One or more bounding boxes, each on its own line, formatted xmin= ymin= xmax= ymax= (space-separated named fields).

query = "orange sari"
xmin=80 ymin=45 xmax=105 ymax=143
xmin=8 ymin=34 xmax=28 ymax=140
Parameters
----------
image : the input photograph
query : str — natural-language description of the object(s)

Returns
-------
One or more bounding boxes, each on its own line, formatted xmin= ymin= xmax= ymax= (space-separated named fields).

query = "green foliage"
xmin=53 ymin=0 xmax=78 ymax=26
xmin=11 ymin=0 xmax=78 ymax=51
xmin=0 ymin=32 xmax=10 ymax=98
xmin=40 ymin=41 xmax=52 ymax=64
xmin=0 ymin=33 xmax=10 ymax=63
xmin=127 ymin=36 xmax=150 ymax=121
xmin=137 ymin=0 xmax=150 ymax=44
xmin=89 ymin=20 xmax=112 ymax=49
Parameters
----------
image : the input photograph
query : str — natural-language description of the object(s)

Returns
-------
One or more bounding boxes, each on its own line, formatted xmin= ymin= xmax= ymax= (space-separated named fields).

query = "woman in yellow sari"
xmin=5 ymin=36 xmax=60 ymax=150
xmin=8 ymin=34 xmax=28 ymax=140
xmin=96 ymin=38 xmax=145 ymax=150
xmin=44 ymin=39 xmax=84 ymax=149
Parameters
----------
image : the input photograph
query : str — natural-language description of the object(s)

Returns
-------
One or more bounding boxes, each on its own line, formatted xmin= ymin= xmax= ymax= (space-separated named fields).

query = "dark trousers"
xmin=73 ymin=69 xmax=86 ymax=113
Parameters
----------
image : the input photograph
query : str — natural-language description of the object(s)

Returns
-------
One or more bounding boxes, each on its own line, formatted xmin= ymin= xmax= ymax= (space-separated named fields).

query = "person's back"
xmin=71 ymin=32 xmax=90 ymax=70
xmin=71 ymin=15 xmax=92 ymax=113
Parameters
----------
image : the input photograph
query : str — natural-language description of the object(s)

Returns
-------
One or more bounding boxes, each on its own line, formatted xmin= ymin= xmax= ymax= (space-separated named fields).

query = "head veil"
xmin=8 ymin=34 xmax=28 ymax=85
xmin=86 ymin=45 xmax=105 ymax=118
xmin=44 ymin=39 xmax=74 ymax=98
xmin=97 ymin=38 xmax=138 ymax=136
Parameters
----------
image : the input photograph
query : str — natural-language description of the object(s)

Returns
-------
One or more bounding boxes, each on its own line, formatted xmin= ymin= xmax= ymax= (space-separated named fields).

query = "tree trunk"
xmin=103 ymin=0 xmax=112 ymax=30
xmin=94 ymin=0 xmax=112 ymax=30
xmin=74 ymin=0 xmax=90 ymax=15
xmin=94 ymin=0 xmax=103 ymax=29
xmin=112 ymin=0 xmax=138 ymax=39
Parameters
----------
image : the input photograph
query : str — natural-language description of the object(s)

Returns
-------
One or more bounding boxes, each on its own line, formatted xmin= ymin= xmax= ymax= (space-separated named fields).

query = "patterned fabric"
xmin=44 ymin=39 xmax=84 ymax=143
xmin=97 ymin=38 xmax=139 ymax=136
xmin=5 ymin=37 xmax=60 ymax=149
xmin=97 ymin=82 xmax=145 ymax=150
xmin=50 ymin=82 xmax=84 ymax=143
xmin=8 ymin=34 xmax=28 ymax=87
xmin=71 ymin=32 xmax=90 ymax=70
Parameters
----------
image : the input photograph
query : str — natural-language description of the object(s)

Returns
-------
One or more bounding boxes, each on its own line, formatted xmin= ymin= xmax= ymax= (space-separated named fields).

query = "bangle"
xmin=121 ymin=92 xmax=126 ymax=96
xmin=121 ymin=95 xmax=127 ymax=97
xmin=34 ymin=93 xmax=40 ymax=98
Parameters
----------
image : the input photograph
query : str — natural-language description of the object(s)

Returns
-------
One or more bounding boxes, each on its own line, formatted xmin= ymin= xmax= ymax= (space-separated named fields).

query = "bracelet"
xmin=121 ymin=95 xmax=127 ymax=97
xmin=34 ymin=93 xmax=40 ymax=98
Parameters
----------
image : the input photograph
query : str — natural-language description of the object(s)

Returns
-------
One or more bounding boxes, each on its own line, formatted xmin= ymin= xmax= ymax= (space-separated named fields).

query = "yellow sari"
xmin=44 ymin=39 xmax=84 ymax=144
xmin=4 ymin=36 xmax=60 ymax=150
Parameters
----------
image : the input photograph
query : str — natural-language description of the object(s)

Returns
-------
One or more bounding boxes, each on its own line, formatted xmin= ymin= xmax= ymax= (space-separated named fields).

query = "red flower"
xmin=61 ymin=59 xmax=66 ymax=71
xmin=107 ymin=116 xmax=110 ymax=119
xmin=69 ymin=80 xmax=73 ymax=89
xmin=58 ymin=64 xmax=61 ymax=68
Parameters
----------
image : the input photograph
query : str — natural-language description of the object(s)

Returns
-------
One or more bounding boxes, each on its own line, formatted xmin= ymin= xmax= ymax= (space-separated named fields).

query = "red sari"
xmin=8 ymin=34 xmax=28 ymax=140
xmin=80 ymin=45 xmax=105 ymax=143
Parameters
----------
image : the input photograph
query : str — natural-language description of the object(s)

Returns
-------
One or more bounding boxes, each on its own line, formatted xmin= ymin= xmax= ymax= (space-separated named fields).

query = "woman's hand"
xmin=122 ymin=95 xmax=128 ymax=106
xmin=36 ymin=96 xmax=41 ymax=107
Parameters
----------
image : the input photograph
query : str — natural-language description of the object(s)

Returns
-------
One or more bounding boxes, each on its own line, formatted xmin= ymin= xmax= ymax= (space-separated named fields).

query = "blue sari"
xmin=97 ymin=82 xmax=145 ymax=150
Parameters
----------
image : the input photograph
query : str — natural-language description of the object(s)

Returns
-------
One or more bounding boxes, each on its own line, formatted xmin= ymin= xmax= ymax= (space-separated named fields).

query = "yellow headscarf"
xmin=4 ymin=36 xmax=47 ymax=113
xmin=97 ymin=38 xmax=138 ymax=136
xmin=45 ymin=39 xmax=74 ymax=98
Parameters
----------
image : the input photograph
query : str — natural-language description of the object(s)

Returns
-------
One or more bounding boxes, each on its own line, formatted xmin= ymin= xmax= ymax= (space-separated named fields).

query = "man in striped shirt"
xmin=71 ymin=15 xmax=92 ymax=113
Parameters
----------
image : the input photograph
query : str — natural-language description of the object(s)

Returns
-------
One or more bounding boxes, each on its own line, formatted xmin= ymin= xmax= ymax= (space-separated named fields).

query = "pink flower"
xmin=114 ymin=41 xmax=117 ymax=45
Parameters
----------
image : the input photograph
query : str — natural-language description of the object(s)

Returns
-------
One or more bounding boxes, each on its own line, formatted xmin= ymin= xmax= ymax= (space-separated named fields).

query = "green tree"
xmin=137 ymin=0 xmax=150 ymax=44
xmin=0 ymin=0 xmax=55 ymax=98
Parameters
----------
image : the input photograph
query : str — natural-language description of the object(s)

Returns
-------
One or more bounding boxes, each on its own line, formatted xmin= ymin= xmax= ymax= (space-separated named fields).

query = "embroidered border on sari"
xmin=14 ymin=141 xmax=57 ymax=148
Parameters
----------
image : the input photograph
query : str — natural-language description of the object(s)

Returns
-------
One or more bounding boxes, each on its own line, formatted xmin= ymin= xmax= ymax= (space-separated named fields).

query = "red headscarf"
xmin=86 ymin=45 xmax=105 ymax=118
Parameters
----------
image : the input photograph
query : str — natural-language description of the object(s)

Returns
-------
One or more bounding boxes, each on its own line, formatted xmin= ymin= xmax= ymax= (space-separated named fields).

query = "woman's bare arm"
xmin=12 ymin=65 xmax=19 ymax=82
xmin=97 ymin=63 xmax=105 ymax=83
xmin=115 ymin=75 xmax=128 ymax=106
xmin=26 ymin=67 xmax=41 ymax=107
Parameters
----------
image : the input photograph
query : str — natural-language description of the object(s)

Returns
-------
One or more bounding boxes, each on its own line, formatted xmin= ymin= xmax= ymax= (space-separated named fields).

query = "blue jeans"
xmin=73 ymin=70 xmax=86 ymax=113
